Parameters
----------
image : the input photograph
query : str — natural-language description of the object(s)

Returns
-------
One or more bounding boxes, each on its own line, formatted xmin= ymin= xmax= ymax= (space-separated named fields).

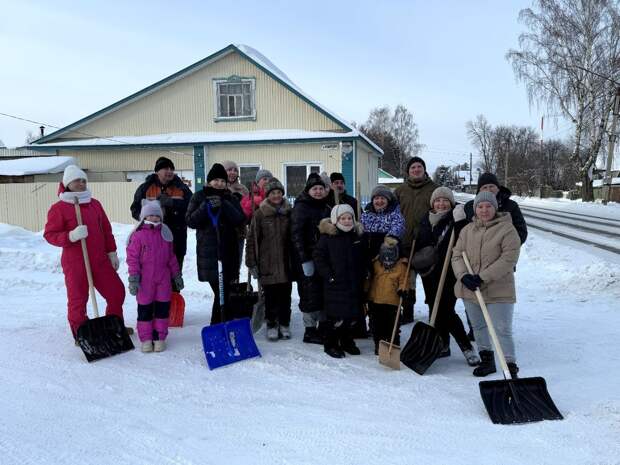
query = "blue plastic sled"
xmin=201 ymin=318 xmax=261 ymax=370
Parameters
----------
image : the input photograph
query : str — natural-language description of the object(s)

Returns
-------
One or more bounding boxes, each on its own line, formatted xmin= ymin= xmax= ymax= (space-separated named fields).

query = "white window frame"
xmin=238 ymin=163 xmax=262 ymax=188
xmin=282 ymin=161 xmax=323 ymax=198
xmin=213 ymin=76 xmax=256 ymax=121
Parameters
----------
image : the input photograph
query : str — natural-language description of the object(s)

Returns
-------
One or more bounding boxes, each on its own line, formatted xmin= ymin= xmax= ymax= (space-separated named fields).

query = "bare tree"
xmin=391 ymin=105 xmax=424 ymax=175
xmin=466 ymin=115 xmax=496 ymax=172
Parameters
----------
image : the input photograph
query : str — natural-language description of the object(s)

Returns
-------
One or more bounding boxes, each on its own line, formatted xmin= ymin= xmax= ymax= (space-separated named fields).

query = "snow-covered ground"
xmin=1 ymin=221 xmax=620 ymax=465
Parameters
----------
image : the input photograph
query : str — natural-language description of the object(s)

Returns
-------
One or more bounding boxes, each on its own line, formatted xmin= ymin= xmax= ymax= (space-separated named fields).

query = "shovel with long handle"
xmin=462 ymin=251 xmax=563 ymax=424
xmin=401 ymin=229 xmax=456 ymax=374
xmin=73 ymin=197 xmax=134 ymax=362
xmin=248 ymin=182 xmax=265 ymax=333
xmin=378 ymin=237 xmax=416 ymax=370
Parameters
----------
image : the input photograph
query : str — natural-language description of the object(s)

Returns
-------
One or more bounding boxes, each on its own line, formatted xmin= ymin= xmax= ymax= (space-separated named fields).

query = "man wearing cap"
xmin=394 ymin=156 xmax=438 ymax=324
xmin=130 ymin=157 xmax=193 ymax=270
xmin=328 ymin=172 xmax=359 ymax=218
xmin=460 ymin=172 xmax=527 ymax=245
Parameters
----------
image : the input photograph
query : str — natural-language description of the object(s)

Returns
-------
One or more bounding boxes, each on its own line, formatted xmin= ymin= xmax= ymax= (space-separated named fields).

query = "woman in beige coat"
xmin=451 ymin=191 xmax=521 ymax=378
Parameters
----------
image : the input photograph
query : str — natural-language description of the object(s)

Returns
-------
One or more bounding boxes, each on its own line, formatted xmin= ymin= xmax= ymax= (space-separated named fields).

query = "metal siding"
xmin=58 ymin=147 xmax=194 ymax=172
xmin=60 ymin=53 xmax=342 ymax=140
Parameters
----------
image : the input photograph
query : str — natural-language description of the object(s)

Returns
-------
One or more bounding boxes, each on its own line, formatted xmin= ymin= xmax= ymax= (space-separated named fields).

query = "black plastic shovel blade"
xmin=479 ymin=377 xmax=564 ymax=424
xmin=76 ymin=315 xmax=135 ymax=363
xmin=400 ymin=322 xmax=444 ymax=375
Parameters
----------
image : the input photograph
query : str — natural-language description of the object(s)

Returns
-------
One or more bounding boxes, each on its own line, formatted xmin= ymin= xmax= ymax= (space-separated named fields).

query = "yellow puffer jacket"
xmin=367 ymin=258 xmax=410 ymax=306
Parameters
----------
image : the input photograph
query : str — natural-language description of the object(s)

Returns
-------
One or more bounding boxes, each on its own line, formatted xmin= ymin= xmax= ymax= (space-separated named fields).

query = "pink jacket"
xmin=241 ymin=186 xmax=265 ymax=219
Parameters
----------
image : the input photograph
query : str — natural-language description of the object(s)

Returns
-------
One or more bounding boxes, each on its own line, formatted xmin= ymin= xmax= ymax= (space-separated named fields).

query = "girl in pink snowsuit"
xmin=126 ymin=200 xmax=183 ymax=353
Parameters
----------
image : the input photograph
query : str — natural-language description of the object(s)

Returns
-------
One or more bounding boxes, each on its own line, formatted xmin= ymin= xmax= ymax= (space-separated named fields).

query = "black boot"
xmin=473 ymin=350 xmax=496 ymax=377
xmin=324 ymin=325 xmax=345 ymax=358
xmin=400 ymin=295 xmax=414 ymax=325
xmin=339 ymin=327 xmax=361 ymax=355
xmin=303 ymin=327 xmax=323 ymax=345
xmin=507 ymin=362 xmax=519 ymax=379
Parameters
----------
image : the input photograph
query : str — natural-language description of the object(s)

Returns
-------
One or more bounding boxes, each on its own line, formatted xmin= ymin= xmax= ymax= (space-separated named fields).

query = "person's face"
xmin=308 ymin=185 xmax=325 ymax=199
xmin=226 ymin=166 xmax=238 ymax=183
xmin=332 ymin=180 xmax=345 ymax=194
xmin=372 ymin=195 xmax=388 ymax=211
xmin=67 ymin=178 xmax=87 ymax=192
xmin=145 ymin=215 xmax=161 ymax=223
xmin=475 ymin=201 xmax=496 ymax=222
xmin=268 ymin=189 xmax=283 ymax=204
xmin=479 ymin=183 xmax=499 ymax=195
xmin=408 ymin=162 xmax=425 ymax=180
xmin=257 ymin=176 xmax=270 ymax=189
xmin=157 ymin=167 xmax=174 ymax=184
xmin=209 ymin=178 xmax=227 ymax=189
xmin=433 ymin=197 xmax=452 ymax=212
xmin=338 ymin=213 xmax=354 ymax=228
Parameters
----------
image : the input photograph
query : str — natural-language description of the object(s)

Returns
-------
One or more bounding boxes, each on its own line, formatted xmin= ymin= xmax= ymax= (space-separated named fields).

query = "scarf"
xmin=59 ymin=189 xmax=92 ymax=204
xmin=429 ymin=209 xmax=449 ymax=227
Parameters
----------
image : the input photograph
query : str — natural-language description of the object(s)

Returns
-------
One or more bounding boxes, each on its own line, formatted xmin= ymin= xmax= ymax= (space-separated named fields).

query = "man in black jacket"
xmin=328 ymin=172 xmax=359 ymax=218
xmin=130 ymin=157 xmax=193 ymax=270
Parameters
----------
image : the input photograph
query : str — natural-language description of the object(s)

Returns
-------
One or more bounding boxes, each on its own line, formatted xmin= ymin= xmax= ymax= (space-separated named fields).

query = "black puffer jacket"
xmin=326 ymin=190 xmax=359 ymax=219
xmin=290 ymin=192 xmax=331 ymax=269
xmin=464 ymin=185 xmax=528 ymax=244
xmin=185 ymin=186 xmax=245 ymax=282
xmin=313 ymin=219 xmax=367 ymax=320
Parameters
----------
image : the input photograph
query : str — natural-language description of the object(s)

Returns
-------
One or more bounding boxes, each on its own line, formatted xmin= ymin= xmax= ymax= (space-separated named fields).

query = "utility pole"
xmin=603 ymin=88 xmax=620 ymax=205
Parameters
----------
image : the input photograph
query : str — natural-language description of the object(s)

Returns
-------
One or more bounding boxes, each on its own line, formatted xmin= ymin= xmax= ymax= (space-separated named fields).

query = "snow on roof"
xmin=593 ymin=177 xmax=620 ymax=187
xmin=378 ymin=177 xmax=403 ymax=184
xmin=28 ymin=130 xmax=359 ymax=148
xmin=0 ymin=156 xmax=76 ymax=176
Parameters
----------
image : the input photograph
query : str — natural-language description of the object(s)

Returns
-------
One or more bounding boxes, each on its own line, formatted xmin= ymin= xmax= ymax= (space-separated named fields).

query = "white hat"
xmin=63 ymin=165 xmax=88 ymax=187
xmin=330 ymin=203 xmax=354 ymax=224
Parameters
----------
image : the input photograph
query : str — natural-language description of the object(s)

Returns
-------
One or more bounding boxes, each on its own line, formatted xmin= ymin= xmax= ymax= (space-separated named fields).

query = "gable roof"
xmin=31 ymin=44 xmax=382 ymax=155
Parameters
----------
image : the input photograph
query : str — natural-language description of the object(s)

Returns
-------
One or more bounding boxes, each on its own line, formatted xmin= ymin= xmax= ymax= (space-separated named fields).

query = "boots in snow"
xmin=303 ymin=326 xmax=323 ymax=345
xmin=153 ymin=340 xmax=166 ymax=352
xmin=339 ymin=334 xmax=361 ymax=355
xmin=266 ymin=326 xmax=279 ymax=341
xmin=473 ymin=350 xmax=496 ymax=377
xmin=141 ymin=341 xmax=153 ymax=353
xmin=508 ymin=362 xmax=519 ymax=379
xmin=324 ymin=326 xmax=345 ymax=358
xmin=463 ymin=349 xmax=481 ymax=366
xmin=279 ymin=326 xmax=291 ymax=340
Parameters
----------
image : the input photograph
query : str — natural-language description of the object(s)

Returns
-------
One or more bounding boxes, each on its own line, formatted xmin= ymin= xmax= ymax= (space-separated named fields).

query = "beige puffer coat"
xmin=451 ymin=213 xmax=520 ymax=304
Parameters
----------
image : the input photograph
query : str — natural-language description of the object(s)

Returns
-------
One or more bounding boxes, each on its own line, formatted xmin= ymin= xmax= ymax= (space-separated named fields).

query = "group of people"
xmin=44 ymin=154 xmax=528 ymax=377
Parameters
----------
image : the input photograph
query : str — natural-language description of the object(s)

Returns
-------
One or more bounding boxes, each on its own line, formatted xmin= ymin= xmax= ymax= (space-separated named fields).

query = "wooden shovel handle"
xmin=462 ymin=252 xmax=511 ymax=379
xmin=387 ymin=237 xmax=416 ymax=354
xmin=74 ymin=197 xmax=99 ymax=318
xmin=429 ymin=229 xmax=456 ymax=327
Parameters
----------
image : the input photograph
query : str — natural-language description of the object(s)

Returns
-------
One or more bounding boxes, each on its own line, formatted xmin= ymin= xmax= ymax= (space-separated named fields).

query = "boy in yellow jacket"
xmin=367 ymin=237 xmax=411 ymax=354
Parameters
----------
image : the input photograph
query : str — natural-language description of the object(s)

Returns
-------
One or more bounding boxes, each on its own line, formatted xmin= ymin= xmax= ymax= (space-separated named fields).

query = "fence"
xmin=0 ymin=182 xmax=140 ymax=231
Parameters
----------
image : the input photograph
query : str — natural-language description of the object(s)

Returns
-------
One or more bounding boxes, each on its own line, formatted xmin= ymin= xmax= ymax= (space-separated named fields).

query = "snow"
xmin=378 ymin=177 xmax=403 ymax=184
xmin=1 ymin=221 xmax=620 ymax=465
xmin=0 ymin=156 xmax=76 ymax=176
xmin=593 ymin=177 xmax=620 ymax=187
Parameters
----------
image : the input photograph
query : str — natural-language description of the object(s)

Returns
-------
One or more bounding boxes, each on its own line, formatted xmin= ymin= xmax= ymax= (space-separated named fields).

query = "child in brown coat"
xmin=367 ymin=237 xmax=411 ymax=354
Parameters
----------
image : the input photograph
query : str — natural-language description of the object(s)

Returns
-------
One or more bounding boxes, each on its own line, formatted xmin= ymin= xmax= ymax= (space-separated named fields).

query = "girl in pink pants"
xmin=126 ymin=200 xmax=183 ymax=353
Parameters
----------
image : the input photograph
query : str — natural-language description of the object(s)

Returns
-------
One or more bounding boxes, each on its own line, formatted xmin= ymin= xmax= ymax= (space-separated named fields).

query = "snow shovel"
xmin=73 ymin=197 xmax=134 ymax=362
xmin=401 ymin=229 xmax=455 ymax=375
xmin=462 ymin=252 xmax=563 ymax=424
xmin=201 ymin=203 xmax=260 ymax=370
xmin=247 ymin=183 xmax=265 ymax=334
xmin=378 ymin=238 xmax=416 ymax=370
xmin=169 ymin=292 xmax=185 ymax=327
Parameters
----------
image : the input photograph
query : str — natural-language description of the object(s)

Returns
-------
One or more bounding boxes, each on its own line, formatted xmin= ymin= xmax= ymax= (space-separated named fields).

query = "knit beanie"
xmin=139 ymin=199 xmax=163 ymax=220
xmin=62 ymin=165 xmax=88 ymax=187
xmin=222 ymin=160 xmax=238 ymax=171
xmin=330 ymin=172 xmax=345 ymax=183
xmin=379 ymin=241 xmax=399 ymax=269
xmin=207 ymin=163 xmax=228 ymax=183
xmin=154 ymin=156 xmax=175 ymax=172
xmin=430 ymin=186 xmax=455 ymax=208
xmin=265 ymin=177 xmax=285 ymax=196
xmin=330 ymin=203 xmax=354 ymax=225
xmin=474 ymin=191 xmax=498 ymax=211
xmin=255 ymin=168 xmax=273 ymax=182
xmin=304 ymin=172 xmax=325 ymax=192
xmin=371 ymin=184 xmax=395 ymax=203
xmin=405 ymin=156 xmax=427 ymax=173
xmin=477 ymin=172 xmax=500 ymax=192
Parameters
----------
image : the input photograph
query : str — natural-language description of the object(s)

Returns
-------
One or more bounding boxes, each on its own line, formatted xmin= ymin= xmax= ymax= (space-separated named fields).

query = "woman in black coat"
xmin=412 ymin=187 xmax=479 ymax=366
xmin=186 ymin=163 xmax=246 ymax=324
xmin=314 ymin=204 xmax=367 ymax=358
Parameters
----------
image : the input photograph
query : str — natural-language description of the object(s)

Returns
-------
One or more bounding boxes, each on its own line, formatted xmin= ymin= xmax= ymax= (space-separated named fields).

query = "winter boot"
xmin=508 ymin=362 xmax=519 ymax=379
xmin=153 ymin=340 xmax=166 ymax=352
xmin=141 ymin=340 xmax=153 ymax=353
xmin=266 ymin=326 xmax=279 ymax=341
xmin=279 ymin=326 xmax=291 ymax=340
xmin=463 ymin=349 xmax=481 ymax=366
xmin=339 ymin=331 xmax=361 ymax=355
xmin=324 ymin=326 xmax=345 ymax=358
xmin=473 ymin=350 xmax=496 ymax=377
xmin=303 ymin=326 xmax=323 ymax=345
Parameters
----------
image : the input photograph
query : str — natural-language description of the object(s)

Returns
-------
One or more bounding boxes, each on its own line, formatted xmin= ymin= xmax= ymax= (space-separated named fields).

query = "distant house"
xmin=26 ymin=44 xmax=382 ymax=197
xmin=0 ymin=156 xmax=76 ymax=183
xmin=453 ymin=169 xmax=479 ymax=193
xmin=377 ymin=168 xmax=403 ymax=189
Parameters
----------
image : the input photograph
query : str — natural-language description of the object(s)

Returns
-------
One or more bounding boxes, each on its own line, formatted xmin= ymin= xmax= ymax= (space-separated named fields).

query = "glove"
xmin=249 ymin=266 xmax=259 ymax=279
xmin=302 ymin=261 xmax=315 ymax=277
xmin=205 ymin=195 xmax=222 ymax=210
xmin=128 ymin=275 xmax=140 ymax=296
xmin=173 ymin=274 xmax=184 ymax=291
xmin=158 ymin=193 xmax=174 ymax=208
xmin=107 ymin=251 xmax=119 ymax=271
xmin=69 ymin=225 xmax=88 ymax=242
xmin=397 ymin=288 xmax=412 ymax=298
xmin=453 ymin=204 xmax=466 ymax=222
xmin=461 ymin=274 xmax=483 ymax=292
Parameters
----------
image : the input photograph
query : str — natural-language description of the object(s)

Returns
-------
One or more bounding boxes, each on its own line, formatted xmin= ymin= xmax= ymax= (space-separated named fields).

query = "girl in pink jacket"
xmin=126 ymin=200 xmax=183 ymax=353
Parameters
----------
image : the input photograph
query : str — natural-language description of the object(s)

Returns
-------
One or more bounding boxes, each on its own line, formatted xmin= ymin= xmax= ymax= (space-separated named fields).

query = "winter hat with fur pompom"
xmin=62 ymin=165 xmax=88 ymax=187
xmin=330 ymin=203 xmax=354 ymax=225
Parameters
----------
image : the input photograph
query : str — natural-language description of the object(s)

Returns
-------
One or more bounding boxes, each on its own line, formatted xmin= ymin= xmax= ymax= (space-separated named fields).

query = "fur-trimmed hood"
xmin=318 ymin=217 xmax=364 ymax=236
xmin=259 ymin=197 xmax=292 ymax=216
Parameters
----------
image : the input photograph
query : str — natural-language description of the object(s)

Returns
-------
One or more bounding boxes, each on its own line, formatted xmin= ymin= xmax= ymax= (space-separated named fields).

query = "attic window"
xmin=214 ymin=77 xmax=256 ymax=121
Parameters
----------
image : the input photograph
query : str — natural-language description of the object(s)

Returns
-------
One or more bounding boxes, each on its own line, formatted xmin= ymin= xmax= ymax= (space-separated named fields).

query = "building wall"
xmin=355 ymin=142 xmax=379 ymax=197
xmin=58 ymin=52 xmax=343 ymax=140
xmin=58 ymin=147 xmax=194 ymax=172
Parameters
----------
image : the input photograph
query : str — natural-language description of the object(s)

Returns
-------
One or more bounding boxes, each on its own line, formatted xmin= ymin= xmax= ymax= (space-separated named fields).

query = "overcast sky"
xmin=0 ymin=0 xmax=567 ymax=172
